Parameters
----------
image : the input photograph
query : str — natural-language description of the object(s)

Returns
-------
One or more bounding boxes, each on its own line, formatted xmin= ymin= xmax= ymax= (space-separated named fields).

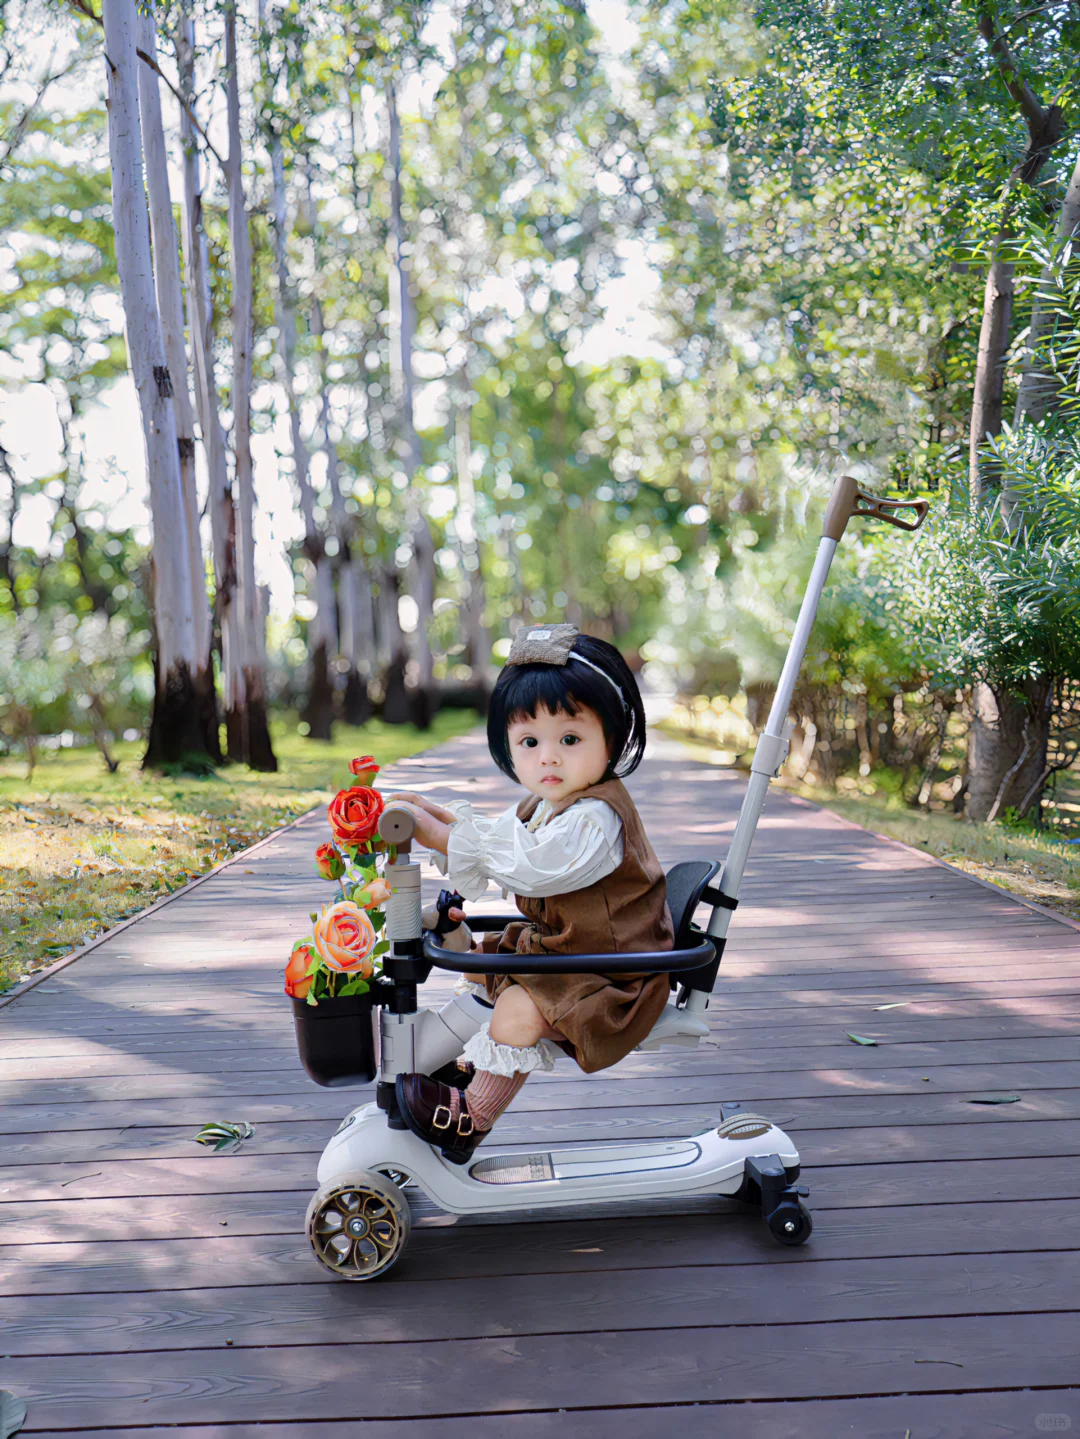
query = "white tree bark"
xmin=101 ymin=0 xmax=205 ymax=763
xmin=386 ymin=76 xmax=435 ymax=691
xmin=453 ymin=351 xmax=490 ymax=681
xmin=1013 ymin=146 xmax=1080 ymax=428
xmin=135 ymin=5 xmax=211 ymax=676
xmin=268 ymin=130 xmax=337 ymax=700
xmin=176 ymin=2 xmax=242 ymax=727
xmin=223 ymin=0 xmax=275 ymax=768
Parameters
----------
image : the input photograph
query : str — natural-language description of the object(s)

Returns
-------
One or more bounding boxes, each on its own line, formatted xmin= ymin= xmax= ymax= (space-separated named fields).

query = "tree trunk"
xmin=386 ymin=77 xmax=435 ymax=702
xmin=223 ymin=1 xmax=276 ymax=771
xmin=453 ymin=354 xmax=491 ymax=688
xmin=1012 ymin=145 xmax=1080 ymax=430
xmin=968 ymin=245 xmax=1014 ymax=504
xmin=137 ymin=4 xmax=219 ymax=761
xmin=177 ymin=3 xmax=241 ymax=759
xmin=267 ymin=131 xmax=336 ymax=741
xmin=965 ymin=679 xmax=1053 ymax=822
xmin=312 ymin=301 xmax=373 ymax=725
xmin=101 ymin=0 xmax=209 ymax=769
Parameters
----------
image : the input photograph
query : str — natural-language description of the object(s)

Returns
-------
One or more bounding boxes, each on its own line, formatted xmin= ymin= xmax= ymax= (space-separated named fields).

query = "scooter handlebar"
xmin=822 ymin=474 xmax=929 ymax=542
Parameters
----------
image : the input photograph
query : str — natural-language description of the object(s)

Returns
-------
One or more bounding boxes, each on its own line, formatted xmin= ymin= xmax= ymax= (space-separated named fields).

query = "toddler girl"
xmin=388 ymin=623 xmax=672 ymax=1163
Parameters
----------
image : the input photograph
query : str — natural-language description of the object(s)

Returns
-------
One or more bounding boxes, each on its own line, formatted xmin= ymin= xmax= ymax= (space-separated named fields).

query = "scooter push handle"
xmin=822 ymin=474 xmax=929 ymax=542
xmin=377 ymin=804 xmax=417 ymax=850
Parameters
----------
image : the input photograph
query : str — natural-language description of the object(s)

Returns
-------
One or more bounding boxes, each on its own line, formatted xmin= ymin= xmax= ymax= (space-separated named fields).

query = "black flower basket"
xmin=291 ymin=991 xmax=378 ymax=1087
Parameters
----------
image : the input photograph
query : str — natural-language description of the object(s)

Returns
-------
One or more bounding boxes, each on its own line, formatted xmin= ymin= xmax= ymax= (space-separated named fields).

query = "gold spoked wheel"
xmin=306 ymin=1170 xmax=411 ymax=1281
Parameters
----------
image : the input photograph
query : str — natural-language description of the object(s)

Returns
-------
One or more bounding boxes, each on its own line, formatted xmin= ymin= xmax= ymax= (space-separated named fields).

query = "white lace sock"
xmin=461 ymin=1022 xmax=559 ymax=1077
xmin=452 ymin=975 xmax=490 ymax=1001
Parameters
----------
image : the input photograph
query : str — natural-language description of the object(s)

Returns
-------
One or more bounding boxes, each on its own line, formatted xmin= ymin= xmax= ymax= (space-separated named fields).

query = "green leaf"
xmin=0 ymin=1389 xmax=28 ymax=1439
xmin=846 ymin=1032 xmax=878 ymax=1046
xmin=968 ymin=1094 xmax=1021 ymax=1105
xmin=373 ymin=939 xmax=390 ymax=956
xmin=193 ymin=1120 xmax=254 ymax=1153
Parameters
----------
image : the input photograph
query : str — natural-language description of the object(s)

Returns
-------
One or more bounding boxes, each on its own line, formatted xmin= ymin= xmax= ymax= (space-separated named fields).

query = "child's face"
xmin=508 ymin=703 xmax=611 ymax=801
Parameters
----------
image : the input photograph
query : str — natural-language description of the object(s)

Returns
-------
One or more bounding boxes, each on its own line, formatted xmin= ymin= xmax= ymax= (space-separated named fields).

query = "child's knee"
xmin=489 ymin=985 xmax=548 ymax=1048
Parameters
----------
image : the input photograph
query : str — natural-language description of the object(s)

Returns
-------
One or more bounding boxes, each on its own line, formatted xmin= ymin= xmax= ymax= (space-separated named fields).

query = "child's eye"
xmin=560 ymin=735 xmax=580 ymax=746
xmin=520 ymin=736 xmax=538 ymax=748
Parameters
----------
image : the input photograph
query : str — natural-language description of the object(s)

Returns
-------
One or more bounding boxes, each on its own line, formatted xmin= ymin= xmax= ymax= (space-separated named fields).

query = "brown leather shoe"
xmin=429 ymin=1060 xmax=475 ymax=1089
xmin=395 ymin=1072 xmax=486 ymax=1165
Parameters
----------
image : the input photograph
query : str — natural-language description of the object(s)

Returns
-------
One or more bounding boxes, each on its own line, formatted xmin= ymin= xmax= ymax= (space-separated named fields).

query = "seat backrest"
xmin=664 ymin=859 xmax=721 ymax=949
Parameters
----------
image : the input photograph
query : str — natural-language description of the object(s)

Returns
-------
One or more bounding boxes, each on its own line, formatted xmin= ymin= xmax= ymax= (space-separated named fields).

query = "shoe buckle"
xmin=456 ymin=1111 xmax=474 ymax=1136
xmin=432 ymin=1104 xmax=453 ymax=1131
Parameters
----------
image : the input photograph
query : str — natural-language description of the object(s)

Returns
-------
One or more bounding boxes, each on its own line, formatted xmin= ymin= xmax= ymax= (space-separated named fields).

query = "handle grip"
xmin=378 ymin=805 xmax=417 ymax=847
xmin=822 ymin=474 xmax=929 ymax=541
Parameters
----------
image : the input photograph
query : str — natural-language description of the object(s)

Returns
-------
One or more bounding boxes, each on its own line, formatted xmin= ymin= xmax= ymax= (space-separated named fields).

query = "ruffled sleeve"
xmin=439 ymin=797 xmax=624 ymax=902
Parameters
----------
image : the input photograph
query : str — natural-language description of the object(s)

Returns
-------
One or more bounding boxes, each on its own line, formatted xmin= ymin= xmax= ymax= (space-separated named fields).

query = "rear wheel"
xmin=767 ymin=1199 xmax=813 ymax=1247
xmin=306 ymin=1170 xmax=411 ymax=1280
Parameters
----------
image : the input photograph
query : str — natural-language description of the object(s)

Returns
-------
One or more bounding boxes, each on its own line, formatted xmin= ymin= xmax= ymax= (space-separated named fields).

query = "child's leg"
xmin=397 ymin=985 xmax=559 ymax=1161
xmin=456 ymin=985 xmax=559 ymax=1131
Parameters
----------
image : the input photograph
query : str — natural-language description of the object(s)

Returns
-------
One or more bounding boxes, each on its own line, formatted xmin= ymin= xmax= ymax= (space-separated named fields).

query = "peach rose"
xmin=349 ymin=755 xmax=380 ymax=785
xmin=313 ymin=900 xmax=377 ymax=975
xmin=284 ymin=939 xmax=317 ymax=999
xmin=314 ymin=842 xmax=345 ymax=882
xmin=328 ymin=785 xmax=385 ymax=846
xmin=352 ymin=875 xmax=392 ymax=910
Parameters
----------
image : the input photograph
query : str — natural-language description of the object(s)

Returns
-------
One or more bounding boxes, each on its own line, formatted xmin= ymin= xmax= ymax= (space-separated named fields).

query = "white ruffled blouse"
xmin=431 ymin=796 xmax=624 ymax=903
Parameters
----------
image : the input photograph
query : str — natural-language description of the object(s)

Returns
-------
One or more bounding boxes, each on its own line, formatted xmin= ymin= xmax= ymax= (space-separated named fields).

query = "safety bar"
xmin=423 ymin=925 xmax=715 ymax=975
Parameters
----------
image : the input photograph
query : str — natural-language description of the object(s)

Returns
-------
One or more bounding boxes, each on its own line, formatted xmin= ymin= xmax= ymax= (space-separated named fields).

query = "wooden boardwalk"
xmin=2 ymin=728 xmax=1079 ymax=1437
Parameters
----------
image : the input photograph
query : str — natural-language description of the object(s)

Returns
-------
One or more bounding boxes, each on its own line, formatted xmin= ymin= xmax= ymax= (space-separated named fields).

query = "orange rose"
xmin=328 ymin=785 xmax=385 ymax=846
xmin=313 ymin=900 xmax=377 ymax=975
xmin=284 ymin=939 xmax=317 ymax=999
xmin=349 ymin=755 xmax=380 ymax=785
xmin=314 ymin=842 xmax=345 ymax=882
xmin=353 ymin=875 xmax=392 ymax=910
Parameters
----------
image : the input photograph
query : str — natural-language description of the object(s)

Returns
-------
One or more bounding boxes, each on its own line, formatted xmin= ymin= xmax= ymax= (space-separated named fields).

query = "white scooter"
xmin=305 ymin=476 xmax=927 ymax=1280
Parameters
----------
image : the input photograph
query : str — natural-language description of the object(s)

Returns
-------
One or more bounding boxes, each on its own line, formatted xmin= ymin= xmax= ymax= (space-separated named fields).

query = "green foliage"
xmin=900 ymin=429 xmax=1080 ymax=693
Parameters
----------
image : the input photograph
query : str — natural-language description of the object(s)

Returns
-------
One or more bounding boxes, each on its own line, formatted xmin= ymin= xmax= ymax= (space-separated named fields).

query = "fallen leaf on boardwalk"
xmin=194 ymin=1121 xmax=255 ymax=1153
xmin=968 ymin=1094 xmax=1021 ymax=1105
xmin=571 ymin=1247 xmax=603 ymax=1253
xmin=846 ymin=1033 xmax=878 ymax=1046
xmin=0 ymin=1390 xmax=27 ymax=1439
xmin=913 ymin=1358 xmax=964 ymax=1368
xmin=871 ymin=1002 xmax=911 ymax=1011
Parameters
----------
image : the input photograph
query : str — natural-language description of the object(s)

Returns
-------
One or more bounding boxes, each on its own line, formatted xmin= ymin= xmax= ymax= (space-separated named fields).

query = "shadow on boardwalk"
xmin=1 ymin=729 xmax=1079 ymax=1435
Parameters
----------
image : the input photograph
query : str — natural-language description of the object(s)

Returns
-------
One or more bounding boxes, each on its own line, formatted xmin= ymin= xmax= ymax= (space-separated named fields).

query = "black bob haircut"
xmin=487 ymin=633 xmax=647 ymax=784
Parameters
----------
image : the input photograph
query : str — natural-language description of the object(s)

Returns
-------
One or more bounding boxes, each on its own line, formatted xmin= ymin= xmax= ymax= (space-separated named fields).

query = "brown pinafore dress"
xmin=480 ymin=777 xmax=673 ymax=1074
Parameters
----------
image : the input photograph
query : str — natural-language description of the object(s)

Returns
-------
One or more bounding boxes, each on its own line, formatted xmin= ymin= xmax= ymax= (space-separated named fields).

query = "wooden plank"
xmin=5 ymin=1153 xmax=1080 ymax=1243
xmin=23 ymin=1391 xmax=1080 ymax=1439
xmin=4 ymin=984 xmax=1080 ymax=1059
xmin=6 ymin=1054 xmax=1080 ymax=1109
xmin=3 ymin=1149 xmax=1076 ymax=1210
xmin=6 ymin=1313 xmax=1080 ymax=1425
xmin=4 ymin=1249 xmax=1078 ymax=1358
xmin=2 ymin=1082 xmax=1079 ymax=1138
xmin=3 ymin=1197 xmax=1079 ymax=1297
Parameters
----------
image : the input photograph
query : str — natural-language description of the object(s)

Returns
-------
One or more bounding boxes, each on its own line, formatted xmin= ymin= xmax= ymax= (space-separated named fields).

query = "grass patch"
xmin=0 ymin=711 xmax=479 ymax=995
xmin=662 ymin=726 xmax=1080 ymax=924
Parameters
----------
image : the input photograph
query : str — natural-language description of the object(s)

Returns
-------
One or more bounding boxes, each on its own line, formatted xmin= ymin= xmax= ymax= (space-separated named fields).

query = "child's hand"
xmin=387 ymin=800 xmax=452 ymax=856
xmin=386 ymin=790 xmax=457 ymax=825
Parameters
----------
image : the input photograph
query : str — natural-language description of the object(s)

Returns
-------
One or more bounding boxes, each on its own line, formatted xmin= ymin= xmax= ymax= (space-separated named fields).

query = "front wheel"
xmin=306 ymin=1170 xmax=411 ymax=1280
xmin=767 ymin=1199 xmax=813 ymax=1247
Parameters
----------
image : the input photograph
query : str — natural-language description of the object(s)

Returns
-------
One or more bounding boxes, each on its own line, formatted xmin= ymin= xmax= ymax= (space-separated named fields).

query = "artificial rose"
xmin=313 ymin=900 xmax=377 ymax=975
xmin=349 ymin=755 xmax=380 ymax=785
xmin=327 ymin=785 xmax=385 ymax=846
xmin=284 ymin=939 xmax=317 ymax=999
xmin=314 ymin=842 xmax=345 ymax=882
xmin=352 ymin=875 xmax=392 ymax=910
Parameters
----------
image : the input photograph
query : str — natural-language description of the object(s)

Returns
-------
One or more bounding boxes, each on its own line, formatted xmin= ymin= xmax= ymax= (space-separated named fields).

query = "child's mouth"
xmin=540 ymin=775 xmax=562 ymax=784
